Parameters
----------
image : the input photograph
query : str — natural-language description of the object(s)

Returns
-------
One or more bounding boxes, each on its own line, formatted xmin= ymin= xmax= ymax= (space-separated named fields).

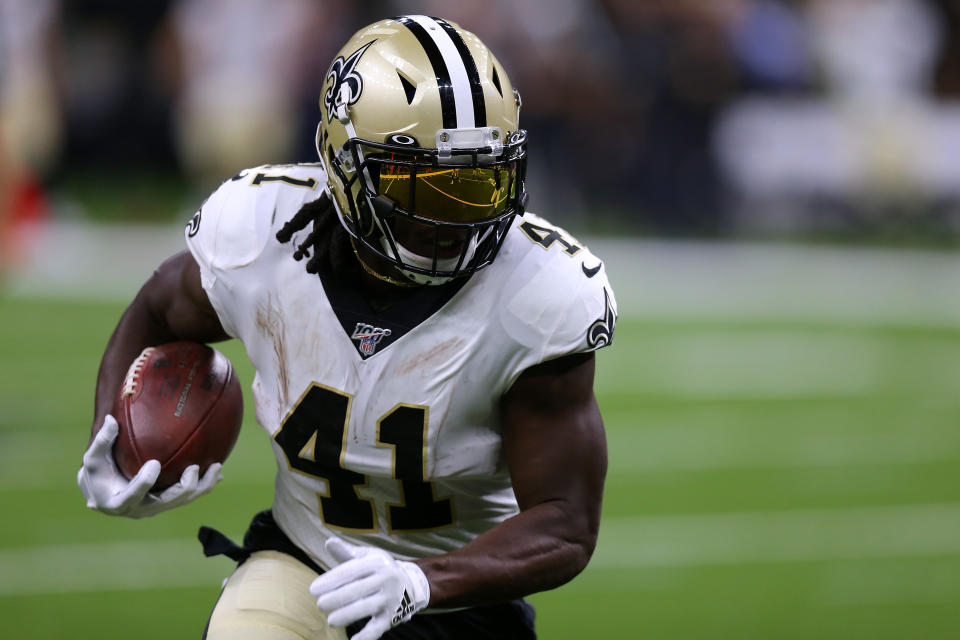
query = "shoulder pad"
xmin=185 ymin=164 xmax=326 ymax=274
xmin=499 ymin=214 xmax=618 ymax=358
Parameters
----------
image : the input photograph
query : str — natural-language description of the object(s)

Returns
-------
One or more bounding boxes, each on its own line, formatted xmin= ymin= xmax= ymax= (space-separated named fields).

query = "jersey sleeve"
xmin=547 ymin=265 xmax=617 ymax=356
xmin=499 ymin=214 xmax=618 ymax=368
xmin=184 ymin=164 xmax=326 ymax=337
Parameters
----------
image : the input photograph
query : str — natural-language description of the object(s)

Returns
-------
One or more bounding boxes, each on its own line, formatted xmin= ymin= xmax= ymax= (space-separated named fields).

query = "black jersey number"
xmin=250 ymin=171 xmax=317 ymax=189
xmin=379 ymin=405 xmax=453 ymax=530
xmin=274 ymin=384 xmax=453 ymax=532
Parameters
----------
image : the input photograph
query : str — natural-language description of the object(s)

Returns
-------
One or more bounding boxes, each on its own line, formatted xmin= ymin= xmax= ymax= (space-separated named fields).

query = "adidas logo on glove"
xmin=393 ymin=590 xmax=416 ymax=625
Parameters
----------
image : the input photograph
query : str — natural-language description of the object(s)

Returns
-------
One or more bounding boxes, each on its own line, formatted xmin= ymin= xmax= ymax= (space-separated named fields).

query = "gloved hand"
xmin=77 ymin=414 xmax=222 ymax=518
xmin=310 ymin=537 xmax=431 ymax=640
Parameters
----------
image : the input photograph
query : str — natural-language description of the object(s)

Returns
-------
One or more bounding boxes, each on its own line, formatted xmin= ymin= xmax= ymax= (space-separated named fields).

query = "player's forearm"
xmin=91 ymin=290 xmax=178 ymax=438
xmin=414 ymin=500 xmax=597 ymax=609
xmin=91 ymin=253 xmax=228 ymax=439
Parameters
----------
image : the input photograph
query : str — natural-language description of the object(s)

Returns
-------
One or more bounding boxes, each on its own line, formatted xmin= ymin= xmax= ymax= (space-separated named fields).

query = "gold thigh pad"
xmin=205 ymin=551 xmax=347 ymax=640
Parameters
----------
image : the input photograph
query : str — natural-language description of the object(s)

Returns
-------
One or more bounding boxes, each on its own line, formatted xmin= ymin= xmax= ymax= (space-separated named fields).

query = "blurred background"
xmin=7 ymin=0 xmax=960 ymax=244
xmin=2 ymin=1 xmax=960 ymax=638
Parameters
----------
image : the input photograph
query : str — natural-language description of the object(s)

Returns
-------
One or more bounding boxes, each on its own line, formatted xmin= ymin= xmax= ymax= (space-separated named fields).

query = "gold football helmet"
xmin=316 ymin=15 xmax=527 ymax=285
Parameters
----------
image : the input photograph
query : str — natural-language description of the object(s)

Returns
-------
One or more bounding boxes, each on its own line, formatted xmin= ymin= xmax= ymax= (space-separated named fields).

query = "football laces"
xmin=121 ymin=347 xmax=155 ymax=398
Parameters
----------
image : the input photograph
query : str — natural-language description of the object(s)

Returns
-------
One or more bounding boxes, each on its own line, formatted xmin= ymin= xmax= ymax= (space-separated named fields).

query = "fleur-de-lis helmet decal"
xmin=324 ymin=41 xmax=376 ymax=123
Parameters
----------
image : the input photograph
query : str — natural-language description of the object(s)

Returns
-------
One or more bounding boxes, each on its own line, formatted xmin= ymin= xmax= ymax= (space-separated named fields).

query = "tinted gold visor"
xmin=377 ymin=162 xmax=517 ymax=223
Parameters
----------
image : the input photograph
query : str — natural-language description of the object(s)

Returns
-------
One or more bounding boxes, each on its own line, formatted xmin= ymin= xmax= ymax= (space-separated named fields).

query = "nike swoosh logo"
xmin=582 ymin=261 xmax=602 ymax=278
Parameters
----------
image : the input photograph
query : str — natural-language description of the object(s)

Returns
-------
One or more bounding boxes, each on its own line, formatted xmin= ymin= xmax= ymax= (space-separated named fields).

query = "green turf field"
xmin=2 ymin=286 xmax=959 ymax=638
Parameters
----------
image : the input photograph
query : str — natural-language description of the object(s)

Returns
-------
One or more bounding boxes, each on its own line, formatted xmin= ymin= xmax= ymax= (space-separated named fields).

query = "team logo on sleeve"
xmin=186 ymin=209 xmax=202 ymax=237
xmin=351 ymin=322 xmax=392 ymax=356
xmin=324 ymin=41 xmax=375 ymax=123
xmin=587 ymin=289 xmax=616 ymax=349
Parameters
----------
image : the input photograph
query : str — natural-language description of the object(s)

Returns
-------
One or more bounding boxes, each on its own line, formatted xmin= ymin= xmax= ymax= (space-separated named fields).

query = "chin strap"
xmin=349 ymin=238 xmax=419 ymax=288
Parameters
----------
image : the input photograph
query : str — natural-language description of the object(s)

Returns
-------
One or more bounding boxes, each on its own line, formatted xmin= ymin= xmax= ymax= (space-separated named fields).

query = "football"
xmin=113 ymin=341 xmax=243 ymax=491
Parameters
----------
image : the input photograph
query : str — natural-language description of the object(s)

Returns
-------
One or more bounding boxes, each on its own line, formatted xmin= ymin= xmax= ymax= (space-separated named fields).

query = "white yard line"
xmin=2 ymin=503 xmax=959 ymax=595
xmin=597 ymin=328 xmax=960 ymax=399
xmin=598 ymin=330 xmax=889 ymax=397
xmin=8 ymin=224 xmax=960 ymax=327
xmin=591 ymin=502 xmax=960 ymax=569
xmin=0 ymin=539 xmax=232 ymax=596
xmin=606 ymin=425 xmax=960 ymax=472
xmin=594 ymin=239 xmax=960 ymax=327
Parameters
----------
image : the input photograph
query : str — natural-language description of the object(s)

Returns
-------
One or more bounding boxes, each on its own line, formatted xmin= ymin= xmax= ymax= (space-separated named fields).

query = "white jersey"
xmin=186 ymin=163 xmax=617 ymax=571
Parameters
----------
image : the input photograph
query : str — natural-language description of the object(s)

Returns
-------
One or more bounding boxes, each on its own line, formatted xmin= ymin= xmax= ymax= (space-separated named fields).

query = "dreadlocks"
xmin=275 ymin=193 xmax=356 ymax=279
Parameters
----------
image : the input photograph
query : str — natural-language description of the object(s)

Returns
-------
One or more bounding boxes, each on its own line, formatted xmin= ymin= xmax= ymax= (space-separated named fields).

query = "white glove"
xmin=77 ymin=414 xmax=222 ymax=518
xmin=310 ymin=537 xmax=431 ymax=640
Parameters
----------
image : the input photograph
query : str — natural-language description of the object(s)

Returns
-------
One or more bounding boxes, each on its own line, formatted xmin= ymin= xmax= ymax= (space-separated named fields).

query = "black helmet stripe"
xmin=395 ymin=15 xmax=483 ymax=129
xmin=396 ymin=16 xmax=455 ymax=128
xmin=433 ymin=17 xmax=486 ymax=127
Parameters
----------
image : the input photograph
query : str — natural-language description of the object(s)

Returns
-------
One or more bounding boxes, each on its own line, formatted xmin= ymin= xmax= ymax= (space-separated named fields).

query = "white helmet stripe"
xmin=403 ymin=15 xmax=477 ymax=128
xmin=434 ymin=17 xmax=486 ymax=127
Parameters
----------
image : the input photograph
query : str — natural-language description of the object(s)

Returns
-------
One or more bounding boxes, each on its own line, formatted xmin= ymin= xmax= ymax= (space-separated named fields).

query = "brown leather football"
xmin=113 ymin=341 xmax=243 ymax=491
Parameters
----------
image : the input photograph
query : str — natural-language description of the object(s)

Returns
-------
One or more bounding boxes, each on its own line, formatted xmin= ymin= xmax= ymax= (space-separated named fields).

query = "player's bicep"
xmin=501 ymin=352 xmax=607 ymax=520
xmin=141 ymin=250 xmax=229 ymax=343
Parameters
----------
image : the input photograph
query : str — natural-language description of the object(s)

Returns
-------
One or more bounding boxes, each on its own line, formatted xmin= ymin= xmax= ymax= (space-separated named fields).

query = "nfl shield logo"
xmin=351 ymin=322 xmax=392 ymax=356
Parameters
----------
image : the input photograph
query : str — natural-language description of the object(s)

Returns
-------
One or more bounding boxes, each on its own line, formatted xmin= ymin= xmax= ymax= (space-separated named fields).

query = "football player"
xmin=78 ymin=15 xmax=616 ymax=640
